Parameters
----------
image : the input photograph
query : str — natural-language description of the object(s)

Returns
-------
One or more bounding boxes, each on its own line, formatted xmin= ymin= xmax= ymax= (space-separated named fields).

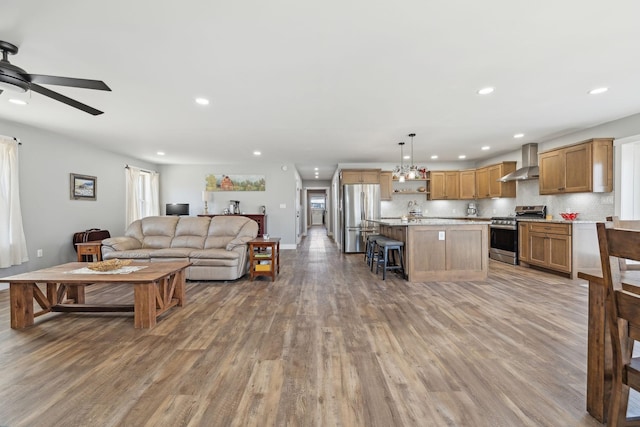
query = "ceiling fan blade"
xmin=30 ymin=83 xmax=104 ymax=115
xmin=28 ymin=74 xmax=111 ymax=91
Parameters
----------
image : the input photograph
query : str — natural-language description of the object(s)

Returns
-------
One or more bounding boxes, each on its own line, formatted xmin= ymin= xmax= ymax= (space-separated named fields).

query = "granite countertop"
xmin=517 ymin=218 xmax=598 ymax=224
xmin=372 ymin=218 xmax=491 ymax=226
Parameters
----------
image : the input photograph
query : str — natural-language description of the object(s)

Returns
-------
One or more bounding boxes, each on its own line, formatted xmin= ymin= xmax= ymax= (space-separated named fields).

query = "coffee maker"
xmin=229 ymin=200 xmax=240 ymax=214
xmin=467 ymin=202 xmax=478 ymax=217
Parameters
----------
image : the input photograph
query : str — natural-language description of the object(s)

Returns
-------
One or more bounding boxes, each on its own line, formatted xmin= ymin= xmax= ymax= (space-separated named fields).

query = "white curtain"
xmin=125 ymin=166 xmax=160 ymax=226
xmin=0 ymin=135 xmax=29 ymax=268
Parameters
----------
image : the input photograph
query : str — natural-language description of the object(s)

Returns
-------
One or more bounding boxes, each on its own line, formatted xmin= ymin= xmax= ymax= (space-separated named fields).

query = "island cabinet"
xmin=429 ymin=171 xmax=459 ymax=200
xmin=459 ymin=170 xmax=476 ymax=199
xmin=520 ymin=222 xmax=572 ymax=275
xmin=475 ymin=162 xmax=516 ymax=199
xmin=538 ymin=138 xmax=613 ymax=195
xmin=340 ymin=169 xmax=381 ymax=184
xmin=380 ymin=171 xmax=393 ymax=200
xmin=377 ymin=220 xmax=489 ymax=282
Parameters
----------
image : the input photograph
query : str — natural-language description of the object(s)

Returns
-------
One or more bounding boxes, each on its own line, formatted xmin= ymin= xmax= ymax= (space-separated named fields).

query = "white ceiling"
xmin=2 ymin=1 xmax=640 ymax=180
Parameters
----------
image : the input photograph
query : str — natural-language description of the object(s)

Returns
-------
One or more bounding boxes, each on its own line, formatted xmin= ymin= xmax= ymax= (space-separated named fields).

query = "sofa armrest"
xmin=226 ymin=236 xmax=253 ymax=251
xmin=102 ymin=236 xmax=142 ymax=253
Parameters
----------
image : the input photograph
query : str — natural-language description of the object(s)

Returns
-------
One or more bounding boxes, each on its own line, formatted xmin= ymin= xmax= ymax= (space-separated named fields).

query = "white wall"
xmin=159 ymin=163 xmax=298 ymax=248
xmin=0 ymin=118 xmax=157 ymax=280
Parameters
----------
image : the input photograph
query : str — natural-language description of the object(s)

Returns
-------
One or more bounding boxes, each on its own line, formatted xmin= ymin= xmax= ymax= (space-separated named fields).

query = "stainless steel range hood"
xmin=499 ymin=143 xmax=539 ymax=182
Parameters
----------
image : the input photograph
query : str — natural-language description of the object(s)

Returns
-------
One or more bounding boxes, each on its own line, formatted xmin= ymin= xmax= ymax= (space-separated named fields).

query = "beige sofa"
xmin=101 ymin=215 xmax=258 ymax=280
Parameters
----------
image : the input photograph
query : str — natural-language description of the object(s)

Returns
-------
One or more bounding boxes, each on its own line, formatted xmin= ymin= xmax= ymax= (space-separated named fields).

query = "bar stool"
xmin=369 ymin=236 xmax=391 ymax=271
xmin=364 ymin=234 xmax=380 ymax=267
xmin=375 ymin=240 xmax=405 ymax=280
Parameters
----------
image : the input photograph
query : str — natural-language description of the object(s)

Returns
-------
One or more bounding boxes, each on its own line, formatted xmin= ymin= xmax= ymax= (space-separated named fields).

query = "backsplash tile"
xmin=380 ymin=180 xmax=614 ymax=221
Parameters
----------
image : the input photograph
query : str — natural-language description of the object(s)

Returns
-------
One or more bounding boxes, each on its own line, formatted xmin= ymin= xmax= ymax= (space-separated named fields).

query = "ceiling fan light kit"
xmin=0 ymin=40 xmax=111 ymax=115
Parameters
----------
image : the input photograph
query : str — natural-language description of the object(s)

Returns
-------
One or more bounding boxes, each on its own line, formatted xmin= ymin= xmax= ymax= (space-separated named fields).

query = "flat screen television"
xmin=166 ymin=203 xmax=189 ymax=216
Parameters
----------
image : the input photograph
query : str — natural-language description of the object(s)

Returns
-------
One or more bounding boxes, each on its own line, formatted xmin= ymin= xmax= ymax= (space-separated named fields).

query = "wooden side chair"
xmin=607 ymin=216 xmax=640 ymax=271
xmin=596 ymin=222 xmax=640 ymax=426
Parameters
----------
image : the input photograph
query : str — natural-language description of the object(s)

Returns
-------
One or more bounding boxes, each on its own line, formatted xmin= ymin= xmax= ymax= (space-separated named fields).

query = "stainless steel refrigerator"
xmin=342 ymin=184 xmax=381 ymax=253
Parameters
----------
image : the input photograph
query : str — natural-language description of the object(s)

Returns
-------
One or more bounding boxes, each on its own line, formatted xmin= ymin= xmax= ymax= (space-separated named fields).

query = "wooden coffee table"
xmin=4 ymin=261 xmax=190 ymax=329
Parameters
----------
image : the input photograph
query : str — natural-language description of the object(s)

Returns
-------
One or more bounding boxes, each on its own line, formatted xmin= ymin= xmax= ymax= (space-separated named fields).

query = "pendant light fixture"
xmin=398 ymin=142 xmax=406 ymax=182
xmin=408 ymin=133 xmax=417 ymax=179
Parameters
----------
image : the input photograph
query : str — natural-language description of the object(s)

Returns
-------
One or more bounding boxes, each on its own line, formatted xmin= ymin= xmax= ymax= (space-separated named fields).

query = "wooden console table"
xmin=248 ymin=237 xmax=280 ymax=281
xmin=579 ymin=269 xmax=640 ymax=423
xmin=4 ymin=261 xmax=190 ymax=329
xmin=199 ymin=214 xmax=267 ymax=236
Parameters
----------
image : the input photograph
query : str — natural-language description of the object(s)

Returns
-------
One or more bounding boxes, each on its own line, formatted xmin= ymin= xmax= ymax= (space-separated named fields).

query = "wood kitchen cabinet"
xmin=538 ymin=138 xmax=613 ymax=195
xmin=340 ymin=169 xmax=381 ymax=184
xmin=475 ymin=162 xmax=516 ymax=199
xmin=522 ymin=222 xmax=572 ymax=274
xmin=518 ymin=222 xmax=529 ymax=263
xmin=380 ymin=171 xmax=393 ymax=200
xmin=429 ymin=171 xmax=459 ymax=200
xmin=459 ymin=169 xmax=476 ymax=199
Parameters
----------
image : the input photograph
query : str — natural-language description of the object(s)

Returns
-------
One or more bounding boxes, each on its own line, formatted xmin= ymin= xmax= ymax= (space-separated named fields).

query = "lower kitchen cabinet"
xmin=518 ymin=223 xmax=529 ymax=263
xmin=520 ymin=222 xmax=572 ymax=275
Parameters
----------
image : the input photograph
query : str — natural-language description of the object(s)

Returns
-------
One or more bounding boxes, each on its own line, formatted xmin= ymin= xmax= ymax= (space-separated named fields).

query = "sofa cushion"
xmin=150 ymin=248 xmax=193 ymax=258
xmin=189 ymin=248 xmax=240 ymax=260
xmin=171 ymin=217 xmax=210 ymax=249
xmin=141 ymin=216 xmax=179 ymax=248
xmin=205 ymin=216 xmax=258 ymax=249
xmin=103 ymin=249 xmax=155 ymax=260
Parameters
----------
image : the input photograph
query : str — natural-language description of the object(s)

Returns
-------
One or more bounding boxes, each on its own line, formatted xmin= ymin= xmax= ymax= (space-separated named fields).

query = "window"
xmin=0 ymin=136 xmax=29 ymax=268
xmin=125 ymin=166 xmax=159 ymax=225
xmin=310 ymin=196 xmax=326 ymax=209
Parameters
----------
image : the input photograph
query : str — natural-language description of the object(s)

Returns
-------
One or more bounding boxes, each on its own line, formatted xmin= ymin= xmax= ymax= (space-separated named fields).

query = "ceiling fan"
xmin=0 ymin=40 xmax=111 ymax=115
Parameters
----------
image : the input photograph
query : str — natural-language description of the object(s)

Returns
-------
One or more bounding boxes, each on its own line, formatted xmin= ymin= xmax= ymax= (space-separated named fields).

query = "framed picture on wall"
xmin=70 ymin=173 xmax=97 ymax=201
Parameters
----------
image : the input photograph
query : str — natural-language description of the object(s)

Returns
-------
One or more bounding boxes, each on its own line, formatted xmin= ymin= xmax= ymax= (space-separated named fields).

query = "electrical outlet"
xmin=280 ymin=203 xmax=286 ymax=209
xmin=452 ymin=208 xmax=457 ymax=213
xmin=602 ymin=195 xmax=614 ymax=205
xmin=438 ymin=231 xmax=445 ymax=240
xmin=37 ymin=249 xmax=43 ymax=257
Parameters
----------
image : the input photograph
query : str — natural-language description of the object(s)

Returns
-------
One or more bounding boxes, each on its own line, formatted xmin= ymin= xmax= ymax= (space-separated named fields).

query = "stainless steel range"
xmin=490 ymin=205 xmax=546 ymax=265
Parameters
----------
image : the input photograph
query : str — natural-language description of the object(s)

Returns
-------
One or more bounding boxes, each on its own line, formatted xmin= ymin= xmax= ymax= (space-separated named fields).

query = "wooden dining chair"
xmin=607 ymin=216 xmax=640 ymax=271
xmin=596 ymin=222 xmax=640 ymax=426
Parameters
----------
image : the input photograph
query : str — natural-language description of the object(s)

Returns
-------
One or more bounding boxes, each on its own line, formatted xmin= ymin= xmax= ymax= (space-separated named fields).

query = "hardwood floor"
xmin=0 ymin=226 xmax=603 ymax=426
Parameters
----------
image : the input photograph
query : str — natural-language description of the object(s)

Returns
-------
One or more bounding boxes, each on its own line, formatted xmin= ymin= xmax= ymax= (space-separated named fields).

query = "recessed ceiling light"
xmin=481 ymin=146 xmax=490 ymax=151
xmin=431 ymin=155 xmax=438 ymax=159
xmin=403 ymin=155 xmax=411 ymax=160
xmin=315 ymin=176 xmax=319 ymax=179
xmin=8 ymin=98 xmax=27 ymax=105
xmin=253 ymin=151 xmax=261 ymax=156
xmin=157 ymin=151 xmax=165 ymax=156
xmin=195 ymin=97 xmax=210 ymax=105
xmin=513 ymin=133 xmax=525 ymax=139
xmin=458 ymin=155 xmax=466 ymax=159
xmin=588 ymin=87 xmax=608 ymax=95
xmin=314 ymin=167 xmax=318 ymax=171
xmin=477 ymin=87 xmax=494 ymax=95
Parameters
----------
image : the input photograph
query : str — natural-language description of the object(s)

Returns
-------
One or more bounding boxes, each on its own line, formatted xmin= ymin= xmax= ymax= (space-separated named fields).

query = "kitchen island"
xmin=371 ymin=218 xmax=490 ymax=282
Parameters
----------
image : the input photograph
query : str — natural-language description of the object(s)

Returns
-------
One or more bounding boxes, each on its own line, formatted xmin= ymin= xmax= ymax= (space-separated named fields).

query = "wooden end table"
xmin=76 ymin=241 xmax=102 ymax=262
xmin=248 ymin=237 xmax=280 ymax=281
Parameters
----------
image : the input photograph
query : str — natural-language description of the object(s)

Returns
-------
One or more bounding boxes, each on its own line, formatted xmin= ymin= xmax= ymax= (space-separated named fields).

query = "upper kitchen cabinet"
xmin=340 ymin=169 xmax=381 ymax=184
xmin=459 ymin=169 xmax=476 ymax=199
xmin=538 ymin=138 xmax=613 ymax=195
xmin=475 ymin=162 xmax=516 ymax=199
xmin=429 ymin=171 xmax=460 ymax=200
xmin=380 ymin=171 xmax=393 ymax=200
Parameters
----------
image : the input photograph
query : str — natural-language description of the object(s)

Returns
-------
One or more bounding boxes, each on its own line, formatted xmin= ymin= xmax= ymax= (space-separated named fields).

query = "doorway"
xmin=305 ymin=187 xmax=331 ymax=236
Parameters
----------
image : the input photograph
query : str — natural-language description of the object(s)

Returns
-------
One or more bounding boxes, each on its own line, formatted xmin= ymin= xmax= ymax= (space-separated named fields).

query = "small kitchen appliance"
xmin=467 ymin=202 xmax=478 ymax=217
